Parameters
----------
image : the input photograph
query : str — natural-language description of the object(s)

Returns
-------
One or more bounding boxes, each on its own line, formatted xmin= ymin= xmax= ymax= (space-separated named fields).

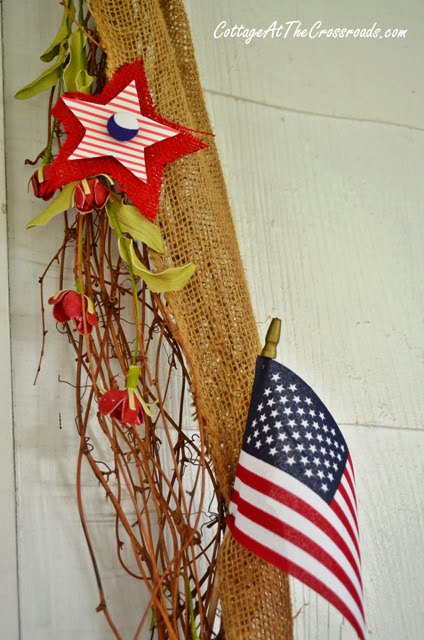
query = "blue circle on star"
xmin=107 ymin=111 xmax=140 ymax=141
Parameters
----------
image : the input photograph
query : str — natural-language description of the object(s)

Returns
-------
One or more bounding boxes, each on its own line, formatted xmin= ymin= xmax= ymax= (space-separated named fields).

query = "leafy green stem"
xmin=107 ymin=202 xmax=141 ymax=364
xmin=182 ymin=572 xmax=200 ymax=640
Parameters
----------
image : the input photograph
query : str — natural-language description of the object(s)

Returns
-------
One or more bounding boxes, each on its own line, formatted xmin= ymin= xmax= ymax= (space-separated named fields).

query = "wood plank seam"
xmin=204 ymin=87 xmax=424 ymax=135
xmin=0 ymin=0 xmax=21 ymax=636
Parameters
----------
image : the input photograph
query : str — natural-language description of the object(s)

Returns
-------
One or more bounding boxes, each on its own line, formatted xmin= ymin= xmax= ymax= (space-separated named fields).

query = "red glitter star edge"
xmin=47 ymin=59 xmax=207 ymax=220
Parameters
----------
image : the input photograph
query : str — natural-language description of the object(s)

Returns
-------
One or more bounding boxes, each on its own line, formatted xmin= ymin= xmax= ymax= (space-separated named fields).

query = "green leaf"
xmin=40 ymin=8 xmax=71 ymax=62
xmin=25 ymin=182 xmax=77 ymax=229
xmin=119 ymin=237 xmax=196 ymax=293
xmin=75 ymin=69 xmax=94 ymax=93
xmin=107 ymin=197 xmax=164 ymax=253
xmin=15 ymin=46 xmax=67 ymax=100
xmin=64 ymin=29 xmax=93 ymax=93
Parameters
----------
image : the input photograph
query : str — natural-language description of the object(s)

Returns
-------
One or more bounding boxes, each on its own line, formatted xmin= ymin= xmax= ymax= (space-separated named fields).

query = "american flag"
xmin=227 ymin=356 xmax=365 ymax=639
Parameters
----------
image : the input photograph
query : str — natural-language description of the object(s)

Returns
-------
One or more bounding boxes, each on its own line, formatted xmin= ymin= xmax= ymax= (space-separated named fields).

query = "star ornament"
xmin=48 ymin=60 xmax=207 ymax=220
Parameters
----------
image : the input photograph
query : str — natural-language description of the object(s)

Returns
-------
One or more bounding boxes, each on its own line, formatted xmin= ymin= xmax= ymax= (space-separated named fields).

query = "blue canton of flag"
xmin=228 ymin=356 xmax=365 ymax=639
xmin=242 ymin=359 xmax=348 ymax=503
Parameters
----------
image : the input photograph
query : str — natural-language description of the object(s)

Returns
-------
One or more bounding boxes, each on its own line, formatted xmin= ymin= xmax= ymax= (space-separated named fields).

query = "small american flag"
xmin=227 ymin=356 xmax=365 ymax=639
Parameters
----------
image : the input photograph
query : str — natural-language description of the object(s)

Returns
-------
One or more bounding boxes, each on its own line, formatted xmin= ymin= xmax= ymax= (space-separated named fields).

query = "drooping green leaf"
xmin=63 ymin=29 xmax=93 ymax=93
xmin=107 ymin=197 xmax=164 ymax=253
xmin=40 ymin=8 xmax=71 ymax=62
xmin=118 ymin=237 xmax=196 ymax=293
xmin=75 ymin=69 xmax=94 ymax=93
xmin=25 ymin=182 xmax=77 ymax=229
xmin=15 ymin=46 xmax=67 ymax=100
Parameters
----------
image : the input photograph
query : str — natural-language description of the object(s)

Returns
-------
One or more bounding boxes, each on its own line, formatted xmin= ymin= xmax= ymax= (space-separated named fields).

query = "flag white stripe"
xmin=233 ymin=475 xmax=362 ymax=596
xmin=334 ymin=484 xmax=359 ymax=538
xmin=346 ymin=457 xmax=354 ymax=479
xmin=340 ymin=473 xmax=358 ymax=519
xmin=232 ymin=509 xmax=365 ymax=636
xmin=239 ymin=450 xmax=361 ymax=567
xmin=346 ymin=456 xmax=356 ymax=481
xmin=345 ymin=461 xmax=358 ymax=510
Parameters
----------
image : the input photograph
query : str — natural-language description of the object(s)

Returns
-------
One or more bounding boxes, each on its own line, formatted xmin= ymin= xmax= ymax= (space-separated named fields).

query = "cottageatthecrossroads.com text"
xmin=213 ymin=21 xmax=408 ymax=44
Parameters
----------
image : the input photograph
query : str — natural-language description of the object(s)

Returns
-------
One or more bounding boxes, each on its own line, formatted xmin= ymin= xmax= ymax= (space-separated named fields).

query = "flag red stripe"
xmin=232 ymin=489 xmax=364 ymax=614
xmin=347 ymin=454 xmax=356 ymax=480
xmin=344 ymin=465 xmax=358 ymax=511
xmin=227 ymin=514 xmax=365 ymax=640
xmin=330 ymin=498 xmax=360 ymax=557
xmin=339 ymin=479 xmax=359 ymax=533
xmin=341 ymin=473 xmax=358 ymax=526
xmin=237 ymin=463 xmax=361 ymax=580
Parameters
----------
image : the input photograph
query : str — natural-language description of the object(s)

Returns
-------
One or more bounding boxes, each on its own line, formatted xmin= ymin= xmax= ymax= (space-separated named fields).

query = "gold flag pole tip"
xmin=261 ymin=317 xmax=281 ymax=359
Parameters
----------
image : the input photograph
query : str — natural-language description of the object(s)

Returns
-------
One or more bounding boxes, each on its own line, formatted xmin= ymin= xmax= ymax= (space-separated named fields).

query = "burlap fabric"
xmin=88 ymin=1 xmax=293 ymax=638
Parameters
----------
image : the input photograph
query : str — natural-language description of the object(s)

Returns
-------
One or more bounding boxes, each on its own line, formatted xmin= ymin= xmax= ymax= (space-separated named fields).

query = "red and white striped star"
xmin=63 ymin=80 xmax=179 ymax=183
xmin=47 ymin=60 xmax=207 ymax=220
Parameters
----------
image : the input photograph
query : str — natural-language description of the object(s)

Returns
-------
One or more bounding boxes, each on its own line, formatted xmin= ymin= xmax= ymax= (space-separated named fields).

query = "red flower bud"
xmin=73 ymin=178 xmax=110 ymax=214
xmin=48 ymin=289 xmax=98 ymax=335
xmin=98 ymin=366 xmax=147 ymax=426
xmin=31 ymin=165 xmax=56 ymax=201
xmin=98 ymin=389 xmax=145 ymax=426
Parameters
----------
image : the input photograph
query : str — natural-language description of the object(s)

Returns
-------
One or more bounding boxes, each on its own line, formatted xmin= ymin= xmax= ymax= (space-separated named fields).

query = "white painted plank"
xmin=15 ymin=386 xmax=152 ymax=639
xmin=185 ymin=0 xmax=424 ymax=129
xmin=0 ymin=2 xmax=20 ymax=636
xmin=205 ymin=92 xmax=424 ymax=430
xmin=291 ymin=424 xmax=424 ymax=640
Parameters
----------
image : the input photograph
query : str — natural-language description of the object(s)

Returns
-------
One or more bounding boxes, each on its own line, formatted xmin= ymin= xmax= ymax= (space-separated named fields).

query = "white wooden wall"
xmin=2 ymin=1 xmax=424 ymax=639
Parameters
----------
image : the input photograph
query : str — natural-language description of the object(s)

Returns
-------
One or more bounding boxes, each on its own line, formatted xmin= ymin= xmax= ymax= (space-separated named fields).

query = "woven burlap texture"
xmin=88 ymin=1 xmax=293 ymax=638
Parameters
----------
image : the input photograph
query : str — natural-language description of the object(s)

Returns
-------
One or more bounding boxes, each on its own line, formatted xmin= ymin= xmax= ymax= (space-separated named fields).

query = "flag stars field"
xmin=247 ymin=366 xmax=352 ymax=503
